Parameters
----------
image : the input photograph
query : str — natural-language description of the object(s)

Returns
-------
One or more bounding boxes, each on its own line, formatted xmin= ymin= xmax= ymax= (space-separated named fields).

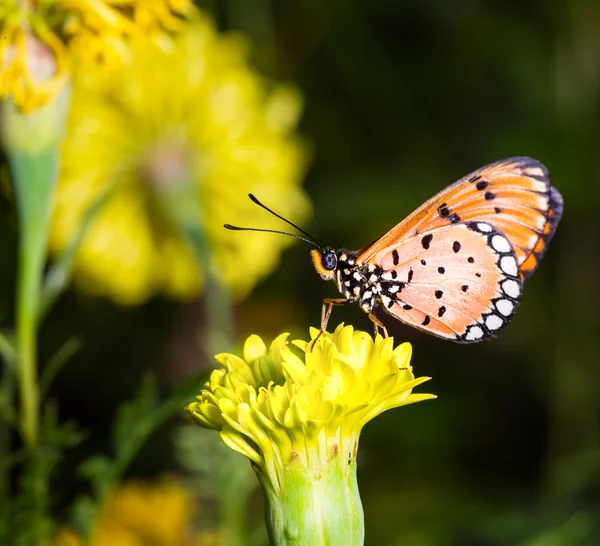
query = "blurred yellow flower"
xmin=0 ymin=0 xmax=191 ymax=111
xmin=186 ymin=324 xmax=435 ymax=494
xmin=54 ymin=478 xmax=218 ymax=546
xmin=49 ymin=15 xmax=310 ymax=305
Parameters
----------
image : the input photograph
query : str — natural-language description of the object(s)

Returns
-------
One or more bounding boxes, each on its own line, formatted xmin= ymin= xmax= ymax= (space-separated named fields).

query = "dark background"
xmin=1 ymin=1 xmax=599 ymax=544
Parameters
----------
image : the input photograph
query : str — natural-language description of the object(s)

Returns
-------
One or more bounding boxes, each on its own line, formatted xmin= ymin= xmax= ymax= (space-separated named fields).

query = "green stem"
xmin=184 ymin=225 xmax=233 ymax=353
xmin=11 ymin=149 xmax=58 ymax=446
xmin=152 ymin=178 xmax=233 ymax=354
xmin=2 ymin=86 xmax=69 ymax=447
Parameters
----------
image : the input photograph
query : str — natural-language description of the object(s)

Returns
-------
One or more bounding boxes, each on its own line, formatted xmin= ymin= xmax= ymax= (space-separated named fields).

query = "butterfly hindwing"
xmin=358 ymin=157 xmax=563 ymax=281
xmin=372 ymin=222 xmax=522 ymax=343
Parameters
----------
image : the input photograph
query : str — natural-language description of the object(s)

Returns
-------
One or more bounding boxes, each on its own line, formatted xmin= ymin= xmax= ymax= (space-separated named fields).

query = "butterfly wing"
xmin=359 ymin=157 xmax=563 ymax=281
xmin=374 ymin=222 xmax=522 ymax=343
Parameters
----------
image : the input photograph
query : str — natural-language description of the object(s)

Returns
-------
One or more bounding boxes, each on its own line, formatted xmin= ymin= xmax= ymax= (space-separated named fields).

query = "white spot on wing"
xmin=501 ymin=279 xmax=520 ymax=298
xmin=381 ymin=273 xmax=395 ymax=281
xmin=525 ymin=233 xmax=540 ymax=250
xmin=388 ymin=285 xmax=400 ymax=294
xmin=500 ymin=256 xmax=518 ymax=276
xmin=465 ymin=326 xmax=484 ymax=341
xmin=477 ymin=223 xmax=493 ymax=233
xmin=526 ymin=167 xmax=544 ymax=178
xmin=485 ymin=314 xmax=503 ymax=331
xmin=495 ymin=299 xmax=514 ymax=316
xmin=362 ymin=290 xmax=372 ymax=299
xmin=381 ymin=295 xmax=391 ymax=307
xmin=491 ymin=235 xmax=511 ymax=253
xmin=353 ymin=272 xmax=362 ymax=281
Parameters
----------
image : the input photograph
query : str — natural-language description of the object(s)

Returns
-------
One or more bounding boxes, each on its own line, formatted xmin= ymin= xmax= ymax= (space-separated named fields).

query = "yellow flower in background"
xmin=54 ymin=478 xmax=218 ymax=546
xmin=186 ymin=324 xmax=434 ymax=494
xmin=0 ymin=0 xmax=191 ymax=111
xmin=49 ymin=15 xmax=310 ymax=305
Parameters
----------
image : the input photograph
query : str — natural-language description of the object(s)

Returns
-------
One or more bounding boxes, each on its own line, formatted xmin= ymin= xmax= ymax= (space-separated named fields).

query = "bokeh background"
xmin=1 ymin=1 xmax=599 ymax=545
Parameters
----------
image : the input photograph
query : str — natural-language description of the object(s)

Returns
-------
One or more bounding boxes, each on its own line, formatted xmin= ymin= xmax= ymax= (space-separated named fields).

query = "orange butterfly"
xmin=226 ymin=157 xmax=563 ymax=343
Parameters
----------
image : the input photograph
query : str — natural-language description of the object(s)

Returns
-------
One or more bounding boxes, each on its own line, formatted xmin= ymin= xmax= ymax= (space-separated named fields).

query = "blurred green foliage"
xmin=1 ymin=0 xmax=599 ymax=544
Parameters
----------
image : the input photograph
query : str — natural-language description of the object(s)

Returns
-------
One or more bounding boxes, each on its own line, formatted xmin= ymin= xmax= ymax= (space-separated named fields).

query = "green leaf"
xmin=112 ymin=375 xmax=157 ymax=451
xmin=39 ymin=337 xmax=82 ymax=399
xmin=70 ymin=497 xmax=97 ymax=536
xmin=0 ymin=329 xmax=16 ymax=366
xmin=72 ymin=372 xmax=206 ymax=541
xmin=5 ymin=419 xmax=82 ymax=545
xmin=0 ymin=329 xmax=17 ymax=427
xmin=78 ymin=455 xmax=113 ymax=495
xmin=39 ymin=187 xmax=114 ymax=320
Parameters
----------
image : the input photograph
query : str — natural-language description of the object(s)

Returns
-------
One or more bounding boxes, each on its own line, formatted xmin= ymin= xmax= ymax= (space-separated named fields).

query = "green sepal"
xmin=259 ymin=452 xmax=364 ymax=546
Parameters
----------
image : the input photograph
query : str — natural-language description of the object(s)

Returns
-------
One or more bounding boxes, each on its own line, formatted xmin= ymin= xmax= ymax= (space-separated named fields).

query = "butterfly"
xmin=225 ymin=157 xmax=563 ymax=343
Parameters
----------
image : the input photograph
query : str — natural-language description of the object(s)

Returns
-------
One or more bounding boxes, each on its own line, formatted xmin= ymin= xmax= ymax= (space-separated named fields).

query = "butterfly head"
xmin=310 ymin=248 xmax=338 ymax=280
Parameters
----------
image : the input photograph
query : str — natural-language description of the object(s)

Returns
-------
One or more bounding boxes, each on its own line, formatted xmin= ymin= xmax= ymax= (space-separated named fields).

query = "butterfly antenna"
xmin=223 ymin=224 xmax=321 ymax=249
xmin=249 ymin=194 xmax=324 ymax=247
xmin=224 ymin=194 xmax=324 ymax=249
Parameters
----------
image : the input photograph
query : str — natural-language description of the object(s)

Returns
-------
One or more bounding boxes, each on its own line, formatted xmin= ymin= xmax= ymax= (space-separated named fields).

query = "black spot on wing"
xmin=421 ymin=234 xmax=433 ymax=249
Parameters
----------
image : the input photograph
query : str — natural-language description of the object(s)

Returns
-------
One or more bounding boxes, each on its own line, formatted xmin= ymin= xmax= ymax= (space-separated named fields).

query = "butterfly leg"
xmin=309 ymin=298 xmax=349 ymax=350
xmin=368 ymin=313 xmax=389 ymax=338
xmin=321 ymin=298 xmax=349 ymax=331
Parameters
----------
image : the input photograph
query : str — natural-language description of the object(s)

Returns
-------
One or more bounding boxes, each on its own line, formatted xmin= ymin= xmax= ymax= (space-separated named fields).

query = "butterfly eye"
xmin=322 ymin=251 xmax=337 ymax=271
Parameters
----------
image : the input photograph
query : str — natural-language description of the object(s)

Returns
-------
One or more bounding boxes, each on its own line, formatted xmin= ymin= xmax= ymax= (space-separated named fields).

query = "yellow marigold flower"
xmin=54 ymin=478 xmax=217 ymax=546
xmin=186 ymin=324 xmax=435 ymax=544
xmin=49 ymin=16 xmax=310 ymax=305
xmin=0 ymin=0 xmax=191 ymax=111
